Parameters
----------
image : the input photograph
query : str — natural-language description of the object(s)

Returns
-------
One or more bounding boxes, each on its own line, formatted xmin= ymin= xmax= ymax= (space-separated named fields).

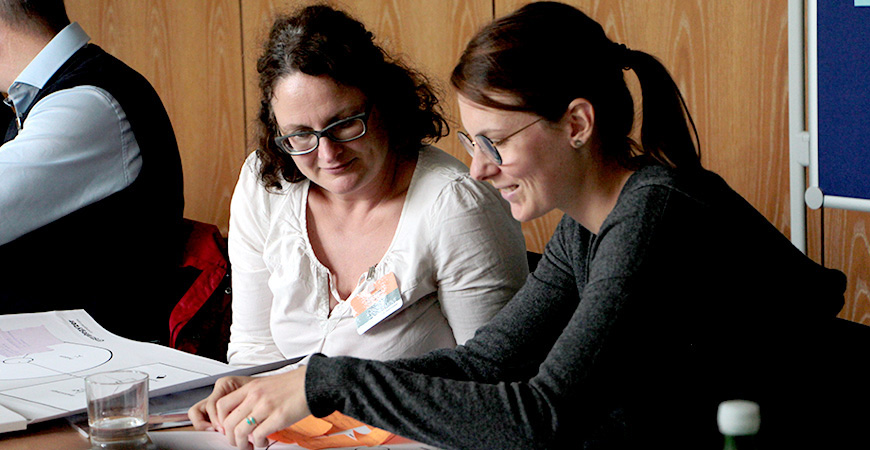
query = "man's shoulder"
xmin=52 ymin=44 xmax=150 ymax=91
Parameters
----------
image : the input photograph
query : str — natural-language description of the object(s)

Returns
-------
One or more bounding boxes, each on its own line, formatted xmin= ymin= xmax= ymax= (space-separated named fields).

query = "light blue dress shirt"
xmin=0 ymin=22 xmax=142 ymax=245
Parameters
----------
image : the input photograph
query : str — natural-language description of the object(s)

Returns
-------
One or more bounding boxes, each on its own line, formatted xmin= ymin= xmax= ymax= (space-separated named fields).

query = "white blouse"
xmin=227 ymin=146 xmax=529 ymax=366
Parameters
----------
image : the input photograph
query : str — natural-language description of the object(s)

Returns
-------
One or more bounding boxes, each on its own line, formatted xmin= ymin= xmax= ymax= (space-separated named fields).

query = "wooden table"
xmin=0 ymin=419 xmax=92 ymax=449
xmin=0 ymin=419 xmax=194 ymax=449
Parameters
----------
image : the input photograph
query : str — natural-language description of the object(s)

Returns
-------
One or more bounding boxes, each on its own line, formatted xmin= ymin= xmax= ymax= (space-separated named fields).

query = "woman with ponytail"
xmin=191 ymin=3 xmax=846 ymax=449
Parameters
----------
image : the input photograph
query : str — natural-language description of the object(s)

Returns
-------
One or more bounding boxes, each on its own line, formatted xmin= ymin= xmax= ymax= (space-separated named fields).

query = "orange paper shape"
xmin=269 ymin=415 xmax=334 ymax=443
xmin=268 ymin=412 xmax=394 ymax=449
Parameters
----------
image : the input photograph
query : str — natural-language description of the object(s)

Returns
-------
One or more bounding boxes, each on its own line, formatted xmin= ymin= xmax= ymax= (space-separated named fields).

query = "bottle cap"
xmin=717 ymin=400 xmax=760 ymax=436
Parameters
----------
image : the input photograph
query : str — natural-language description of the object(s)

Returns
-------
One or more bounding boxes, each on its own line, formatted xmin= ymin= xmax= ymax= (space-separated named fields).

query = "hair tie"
xmin=613 ymin=43 xmax=632 ymax=70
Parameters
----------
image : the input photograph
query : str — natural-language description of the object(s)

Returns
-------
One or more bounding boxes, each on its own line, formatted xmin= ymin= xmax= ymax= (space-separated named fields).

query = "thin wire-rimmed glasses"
xmin=274 ymin=106 xmax=371 ymax=155
xmin=458 ymin=117 xmax=543 ymax=165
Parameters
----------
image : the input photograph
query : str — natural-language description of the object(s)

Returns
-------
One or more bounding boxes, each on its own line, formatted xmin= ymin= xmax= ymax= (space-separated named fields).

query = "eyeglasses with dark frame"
xmin=274 ymin=106 xmax=371 ymax=155
xmin=457 ymin=117 xmax=543 ymax=165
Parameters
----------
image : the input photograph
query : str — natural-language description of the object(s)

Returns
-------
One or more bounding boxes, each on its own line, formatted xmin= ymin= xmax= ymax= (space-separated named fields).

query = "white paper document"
xmin=0 ymin=310 xmax=299 ymax=433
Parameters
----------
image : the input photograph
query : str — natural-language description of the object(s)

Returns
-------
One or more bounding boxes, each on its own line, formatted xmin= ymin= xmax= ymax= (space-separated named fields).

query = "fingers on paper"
xmin=217 ymin=395 xmax=247 ymax=442
xmin=188 ymin=398 xmax=213 ymax=430
xmin=226 ymin=385 xmax=287 ymax=448
xmin=250 ymin=414 xmax=285 ymax=449
xmin=209 ymin=376 xmax=251 ymax=433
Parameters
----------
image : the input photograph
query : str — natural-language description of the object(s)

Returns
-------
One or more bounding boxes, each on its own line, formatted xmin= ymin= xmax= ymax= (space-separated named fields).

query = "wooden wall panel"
xmin=65 ymin=0 xmax=247 ymax=235
xmin=824 ymin=209 xmax=870 ymax=323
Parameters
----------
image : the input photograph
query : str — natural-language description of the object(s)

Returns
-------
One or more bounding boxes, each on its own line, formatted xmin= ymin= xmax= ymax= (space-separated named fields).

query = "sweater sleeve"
xmin=303 ymin=185 xmax=673 ymax=449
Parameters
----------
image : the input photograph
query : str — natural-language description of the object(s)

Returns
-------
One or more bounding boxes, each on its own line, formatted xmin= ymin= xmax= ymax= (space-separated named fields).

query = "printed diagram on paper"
xmin=0 ymin=310 xmax=233 ymax=426
xmin=0 ymin=326 xmax=112 ymax=380
xmin=0 ymin=326 xmax=208 ymax=411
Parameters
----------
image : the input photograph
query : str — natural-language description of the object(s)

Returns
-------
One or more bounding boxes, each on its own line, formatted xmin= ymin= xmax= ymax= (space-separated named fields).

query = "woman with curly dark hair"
xmin=225 ymin=5 xmax=527 ymax=368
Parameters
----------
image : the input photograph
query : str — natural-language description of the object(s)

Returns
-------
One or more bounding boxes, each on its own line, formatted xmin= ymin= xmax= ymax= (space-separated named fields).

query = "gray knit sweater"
xmin=305 ymin=164 xmax=846 ymax=449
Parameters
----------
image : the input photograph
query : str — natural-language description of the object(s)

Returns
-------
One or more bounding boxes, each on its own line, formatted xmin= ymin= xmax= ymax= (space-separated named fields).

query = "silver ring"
xmin=246 ymin=416 xmax=257 ymax=426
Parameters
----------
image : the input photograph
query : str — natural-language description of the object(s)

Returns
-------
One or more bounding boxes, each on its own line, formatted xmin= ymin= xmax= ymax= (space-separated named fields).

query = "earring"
xmin=573 ymin=140 xmax=584 ymax=148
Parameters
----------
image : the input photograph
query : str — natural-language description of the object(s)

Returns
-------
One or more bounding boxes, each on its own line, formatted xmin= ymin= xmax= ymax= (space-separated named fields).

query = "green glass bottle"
xmin=717 ymin=400 xmax=760 ymax=450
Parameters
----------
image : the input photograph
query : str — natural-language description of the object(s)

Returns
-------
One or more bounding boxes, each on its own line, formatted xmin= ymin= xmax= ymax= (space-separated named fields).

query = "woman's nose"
xmin=316 ymin=137 xmax=343 ymax=161
xmin=469 ymin=149 xmax=499 ymax=181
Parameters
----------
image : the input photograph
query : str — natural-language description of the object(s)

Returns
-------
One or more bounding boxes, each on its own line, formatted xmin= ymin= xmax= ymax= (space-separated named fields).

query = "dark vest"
xmin=0 ymin=44 xmax=184 ymax=343
xmin=0 ymin=103 xmax=12 ymax=132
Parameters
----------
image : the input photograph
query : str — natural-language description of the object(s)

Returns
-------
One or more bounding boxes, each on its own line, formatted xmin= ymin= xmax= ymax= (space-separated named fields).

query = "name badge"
xmin=348 ymin=272 xmax=402 ymax=335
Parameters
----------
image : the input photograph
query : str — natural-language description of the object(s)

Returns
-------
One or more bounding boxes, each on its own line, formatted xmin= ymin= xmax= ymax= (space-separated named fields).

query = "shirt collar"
xmin=7 ymin=22 xmax=90 ymax=116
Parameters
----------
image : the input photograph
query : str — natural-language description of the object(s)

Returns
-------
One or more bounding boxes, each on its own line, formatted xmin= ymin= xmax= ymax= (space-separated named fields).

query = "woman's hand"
xmin=189 ymin=367 xmax=312 ymax=449
xmin=189 ymin=375 xmax=255 ymax=432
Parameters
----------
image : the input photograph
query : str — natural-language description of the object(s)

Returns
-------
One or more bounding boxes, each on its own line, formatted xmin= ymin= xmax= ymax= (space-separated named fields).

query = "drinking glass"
xmin=85 ymin=370 xmax=149 ymax=448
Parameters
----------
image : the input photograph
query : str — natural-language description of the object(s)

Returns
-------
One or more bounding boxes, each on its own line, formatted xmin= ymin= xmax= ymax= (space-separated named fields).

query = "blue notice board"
xmin=814 ymin=0 xmax=870 ymax=207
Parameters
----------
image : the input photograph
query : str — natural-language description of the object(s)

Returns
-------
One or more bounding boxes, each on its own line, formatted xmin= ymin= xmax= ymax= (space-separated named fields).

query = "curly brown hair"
xmin=254 ymin=4 xmax=449 ymax=190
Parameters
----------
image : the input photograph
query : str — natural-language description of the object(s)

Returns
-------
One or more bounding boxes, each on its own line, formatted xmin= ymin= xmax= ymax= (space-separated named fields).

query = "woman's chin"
xmin=510 ymin=203 xmax=548 ymax=223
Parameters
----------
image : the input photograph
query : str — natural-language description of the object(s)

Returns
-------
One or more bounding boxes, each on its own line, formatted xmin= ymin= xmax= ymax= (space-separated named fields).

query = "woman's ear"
xmin=566 ymin=98 xmax=594 ymax=148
